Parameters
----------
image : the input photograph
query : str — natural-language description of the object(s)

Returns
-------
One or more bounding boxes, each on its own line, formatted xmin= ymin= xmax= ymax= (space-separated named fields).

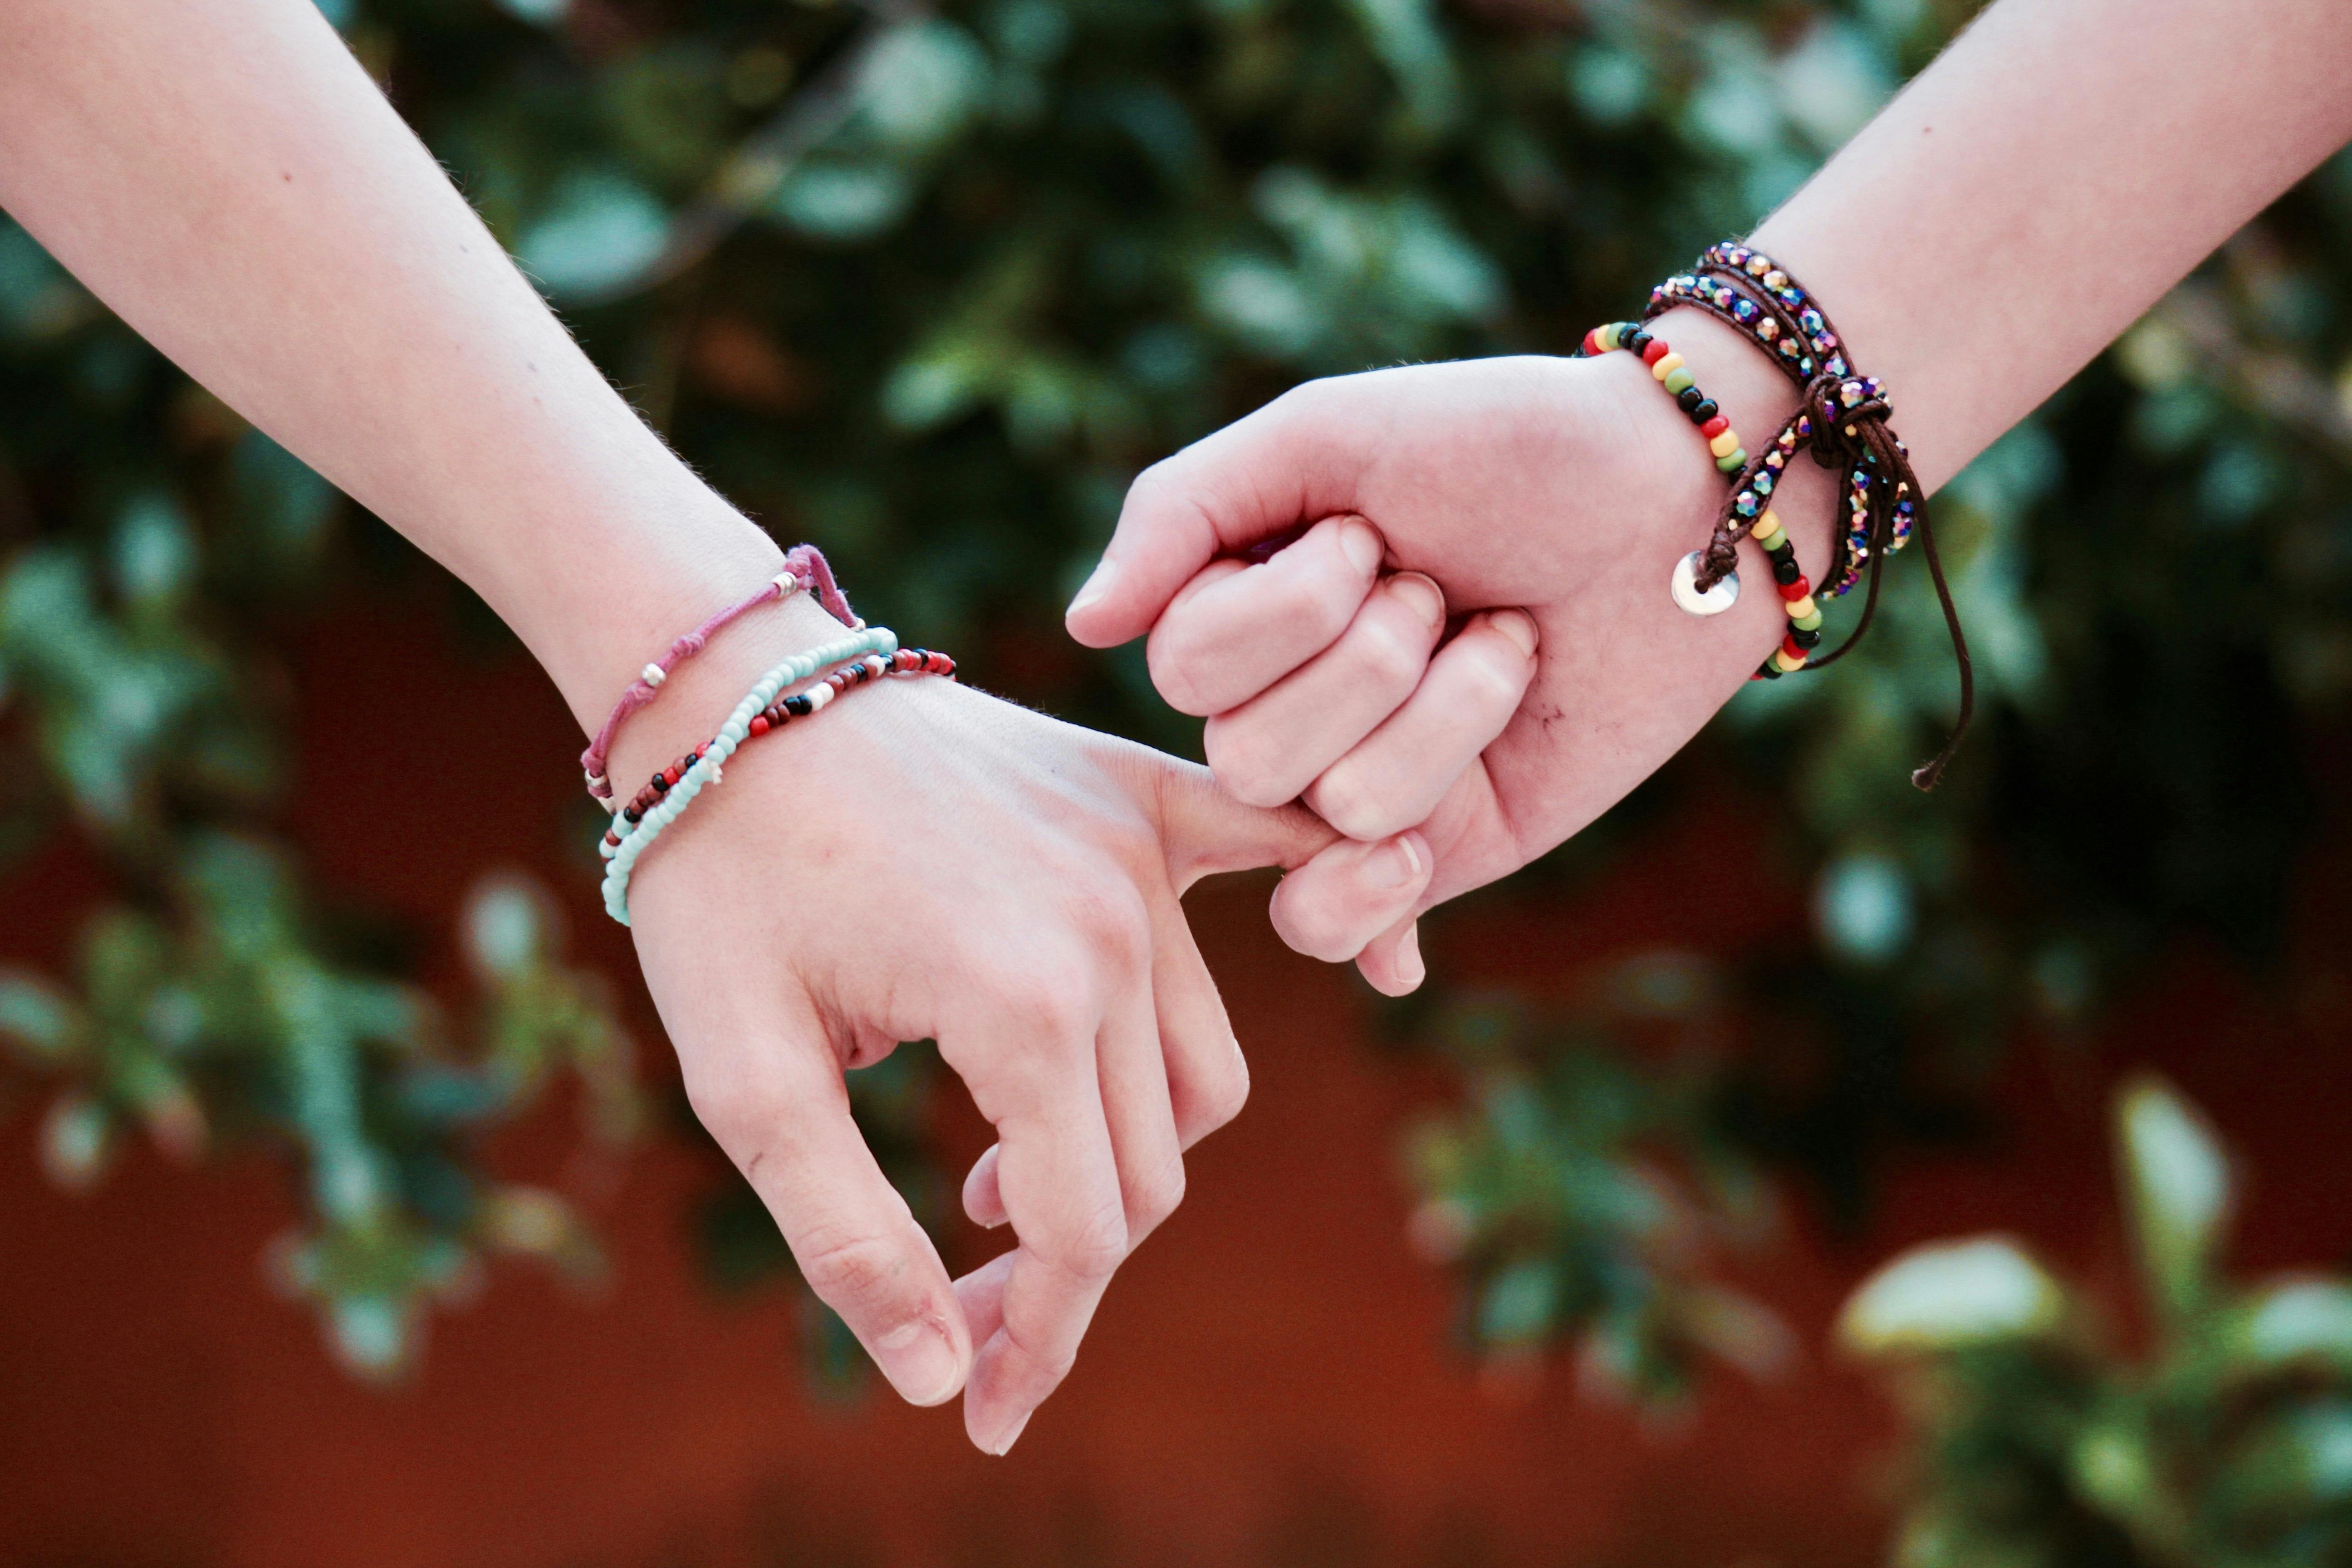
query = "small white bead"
xmin=706 ymin=763 xmax=724 ymax=786
xmin=642 ymin=663 xmax=666 ymax=687
xmin=773 ymin=572 xmax=801 ymax=596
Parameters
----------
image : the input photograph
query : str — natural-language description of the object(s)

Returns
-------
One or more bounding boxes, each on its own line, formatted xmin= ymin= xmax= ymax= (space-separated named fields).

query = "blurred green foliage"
xmin=1400 ymin=953 xmax=1789 ymax=1403
xmin=0 ymin=0 xmax=2346 ymax=1512
xmin=1841 ymin=1078 xmax=2352 ymax=1568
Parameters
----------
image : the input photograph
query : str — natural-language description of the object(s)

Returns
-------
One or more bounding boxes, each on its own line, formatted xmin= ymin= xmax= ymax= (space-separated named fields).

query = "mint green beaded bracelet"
xmin=599 ymin=626 xmax=898 ymax=925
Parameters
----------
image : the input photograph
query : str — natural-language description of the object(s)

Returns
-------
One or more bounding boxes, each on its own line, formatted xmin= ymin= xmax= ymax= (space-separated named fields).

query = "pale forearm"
xmin=0 ymin=0 xmax=785 ymax=728
xmin=1749 ymin=0 xmax=2352 ymax=493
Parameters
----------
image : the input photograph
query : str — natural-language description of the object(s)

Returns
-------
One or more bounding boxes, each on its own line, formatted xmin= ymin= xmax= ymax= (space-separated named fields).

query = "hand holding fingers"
xmin=1145 ymin=514 xmax=1387 ymax=716
xmin=1303 ymin=608 xmax=1540 ymax=842
xmin=1271 ymin=756 xmax=1527 ymax=995
xmin=1264 ymin=829 xmax=1431 ymax=965
xmin=1204 ymin=570 xmax=1448 ymax=807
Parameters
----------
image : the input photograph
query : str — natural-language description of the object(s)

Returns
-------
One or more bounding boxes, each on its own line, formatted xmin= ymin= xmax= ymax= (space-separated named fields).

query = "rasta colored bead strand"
xmin=1580 ymin=321 xmax=1749 ymax=475
xmin=599 ymin=626 xmax=899 ymax=926
xmin=1577 ymin=320 xmax=1750 ymax=617
xmin=598 ymin=647 xmax=956 ymax=841
xmin=581 ymin=543 xmax=864 ymax=803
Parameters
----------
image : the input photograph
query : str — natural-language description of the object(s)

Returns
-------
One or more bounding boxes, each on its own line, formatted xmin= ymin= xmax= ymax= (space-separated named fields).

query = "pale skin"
xmin=5 ymin=0 xmax=2348 ymax=1457
xmin=0 ymin=0 xmax=1341 ymax=1455
xmin=1070 ymin=0 xmax=2352 ymax=995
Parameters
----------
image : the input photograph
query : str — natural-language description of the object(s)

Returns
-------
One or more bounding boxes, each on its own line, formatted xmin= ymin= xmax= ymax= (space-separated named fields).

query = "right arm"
xmin=1066 ymin=0 xmax=2352 ymax=988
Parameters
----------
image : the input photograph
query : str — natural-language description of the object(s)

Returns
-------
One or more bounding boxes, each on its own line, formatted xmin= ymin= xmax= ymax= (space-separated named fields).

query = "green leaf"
xmin=1477 ymin=1256 xmax=1561 ymax=1346
xmin=2226 ymin=1280 xmax=2352 ymax=1374
xmin=1838 ymin=1236 xmax=2066 ymax=1354
xmin=39 ymin=1093 xmax=113 ymax=1190
xmin=772 ymin=162 xmax=916 ymax=242
xmin=517 ymin=173 xmax=671 ymax=300
xmin=0 ymin=971 xmax=83 ymax=1063
xmin=2116 ymin=1074 xmax=2231 ymax=1323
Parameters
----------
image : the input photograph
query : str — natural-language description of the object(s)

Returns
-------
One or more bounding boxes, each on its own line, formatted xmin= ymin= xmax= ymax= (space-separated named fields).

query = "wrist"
xmin=1605 ymin=307 xmax=1837 ymax=592
xmin=599 ymin=585 xmax=870 ymax=809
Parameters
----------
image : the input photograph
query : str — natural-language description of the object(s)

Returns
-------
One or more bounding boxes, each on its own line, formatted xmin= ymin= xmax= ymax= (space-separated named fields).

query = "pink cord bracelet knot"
xmin=580 ymin=543 xmax=862 ymax=802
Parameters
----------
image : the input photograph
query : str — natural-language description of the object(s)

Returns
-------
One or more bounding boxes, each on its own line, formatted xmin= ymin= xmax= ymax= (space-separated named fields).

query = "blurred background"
xmin=5 ymin=0 xmax=2352 ymax=1563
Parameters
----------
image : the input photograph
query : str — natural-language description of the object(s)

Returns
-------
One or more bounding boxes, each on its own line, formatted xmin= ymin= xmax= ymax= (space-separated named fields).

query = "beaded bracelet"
xmin=597 ymin=645 xmax=958 ymax=844
xmin=581 ymin=543 xmax=862 ymax=803
xmin=598 ymin=626 xmax=898 ymax=926
xmin=1577 ymin=245 xmax=1968 ymax=787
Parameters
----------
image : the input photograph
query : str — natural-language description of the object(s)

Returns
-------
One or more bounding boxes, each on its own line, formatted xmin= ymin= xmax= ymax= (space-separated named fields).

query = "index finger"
xmin=944 ymin=990 xmax=1127 ymax=1455
xmin=1065 ymin=376 xmax=1382 ymax=648
xmin=678 ymin=999 xmax=972 ymax=1409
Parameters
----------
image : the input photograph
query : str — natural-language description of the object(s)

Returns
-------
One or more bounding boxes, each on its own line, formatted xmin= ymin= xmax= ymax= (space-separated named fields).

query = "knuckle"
xmin=1145 ymin=627 xmax=1215 ymax=717
xmin=1203 ymin=718 xmax=1295 ymax=808
xmin=1262 ymin=561 xmax=1360 ymax=647
xmin=1213 ymin=1053 xmax=1251 ymax=1128
xmin=1461 ymin=633 xmax=1537 ymax=707
xmin=1305 ymin=766 xmax=1399 ymax=843
xmin=1354 ymin=612 xmax=1429 ymax=693
xmin=795 ymin=1226 xmax=910 ymax=1318
xmin=1198 ymin=1052 xmax=1250 ymax=1132
xmin=1269 ymin=883 xmax=1360 ymax=962
xmin=1065 ymin=883 xmax=1151 ymax=972
xmin=1131 ymin=1158 xmax=1187 ymax=1233
xmin=1063 ymin=1205 xmax=1132 ymax=1279
xmin=681 ymin=1068 xmax=784 ymax=1161
xmin=1002 ymin=968 xmax=1093 ymax=1044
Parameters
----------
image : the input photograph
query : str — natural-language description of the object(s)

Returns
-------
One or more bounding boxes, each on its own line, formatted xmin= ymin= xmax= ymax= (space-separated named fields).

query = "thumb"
xmin=1147 ymin=754 xmax=1339 ymax=891
xmin=1066 ymin=377 xmax=1377 ymax=649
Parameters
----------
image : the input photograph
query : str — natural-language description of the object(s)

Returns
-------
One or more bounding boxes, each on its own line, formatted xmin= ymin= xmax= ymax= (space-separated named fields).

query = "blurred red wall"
xmin=4 ymin=593 xmax=2351 ymax=1568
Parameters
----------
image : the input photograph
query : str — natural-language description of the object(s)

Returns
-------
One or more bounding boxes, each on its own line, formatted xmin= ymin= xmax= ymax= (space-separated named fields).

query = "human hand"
xmin=1065 ymin=311 xmax=1824 ymax=991
xmin=611 ymin=626 xmax=1332 ymax=1455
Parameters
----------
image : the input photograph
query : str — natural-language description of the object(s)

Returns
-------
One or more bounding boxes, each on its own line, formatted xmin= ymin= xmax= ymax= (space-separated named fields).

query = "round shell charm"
xmin=1670 ymin=550 xmax=1740 ymax=617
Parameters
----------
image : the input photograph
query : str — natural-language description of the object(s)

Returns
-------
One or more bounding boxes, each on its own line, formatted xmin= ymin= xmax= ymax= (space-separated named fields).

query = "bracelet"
xmin=597 ymin=645 xmax=957 ymax=842
xmin=598 ymin=626 xmax=899 ymax=926
xmin=580 ymin=543 xmax=862 ymax=803
xmin=1577 ymin=320 xmax=1758 ymax=617
xmin=1594 ymin=242 xmax=1970 ymax=789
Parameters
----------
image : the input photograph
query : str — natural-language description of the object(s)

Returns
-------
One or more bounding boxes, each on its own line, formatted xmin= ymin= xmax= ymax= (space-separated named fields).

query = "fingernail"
xmin=986 ymin=1409 xmax=1033 ymax=1456
xmin=1398 ymin=923 xmax=1426 ymax=990
xmin=1387 ymin=571 xmax=1443 ymax=626
xmin=1067 ymin=556 xmax=1118 ymax=616
xmin=1338 ymin=518 xmax=1382 ymax=576
xmin=1489 ymin=609 xmax=1539 ymax=658
xmin=876 ymin=1319 xmax=963 ymax=1406
xmin=1368 ymin=834 xmax=1423 ymax=890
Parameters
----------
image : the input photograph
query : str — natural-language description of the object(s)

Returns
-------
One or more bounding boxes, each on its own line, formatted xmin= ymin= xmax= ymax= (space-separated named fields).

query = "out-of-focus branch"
xmin=569 ymin=3 xmax=924 ymax=307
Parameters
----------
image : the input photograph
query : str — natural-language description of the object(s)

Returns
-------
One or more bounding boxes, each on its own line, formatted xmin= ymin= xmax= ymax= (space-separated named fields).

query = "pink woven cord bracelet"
xmin=581 ymin=543 xmax=862 ymax=801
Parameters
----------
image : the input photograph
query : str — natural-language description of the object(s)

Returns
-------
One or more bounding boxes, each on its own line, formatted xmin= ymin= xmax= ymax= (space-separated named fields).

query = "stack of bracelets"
xmin=1577 ymin=240 xmax=1971 ymax=789
xmin=585 ymin=544 xmax=956 ymax=925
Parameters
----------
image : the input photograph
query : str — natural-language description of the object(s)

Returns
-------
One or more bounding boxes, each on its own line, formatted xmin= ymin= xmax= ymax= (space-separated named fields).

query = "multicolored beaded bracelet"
xmin=599 ymin=626 xmax=899 ymax=926
xmin=598 ymin=646 xmax=957 ymax=839
xmin=1646 ymin=247 xmax=1916 ymax=605
xmin=1580 ymin=319 xmax=1749 ymax=478
xmin=581 ymin=543 xmax=862 ymax=804
xmin=1634 ymin=241 xmax=1971 ymax=787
